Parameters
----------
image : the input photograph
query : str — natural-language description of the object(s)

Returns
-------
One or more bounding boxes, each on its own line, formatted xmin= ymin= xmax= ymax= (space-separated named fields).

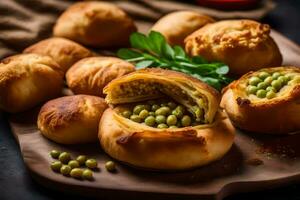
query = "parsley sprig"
xmin=117 ymin=31 xmax=232 ymax=90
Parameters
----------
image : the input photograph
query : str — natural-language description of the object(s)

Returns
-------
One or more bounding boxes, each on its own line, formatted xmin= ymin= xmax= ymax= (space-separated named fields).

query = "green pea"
xmin=82 ymin=169 xmax=93 ymax=180
xmin=70 ymin=168 xmax=83 ymax=179
xmin=166 ymin=115 xmax=177 ymax=126
xmin=264 ymin=76 xmax=273 ymax=85
xmin=149 ymin=111 xmax=155 ymax=116
xmin=249 ymin=76 xmax=262 ymax=86
xmin=266 ymin=91 xmax=276 ymax=99
xmin=133 ymin=105 xmax=144 ymax=114
xmin=167 ymin=102 xmax=177 ymax=109
xmin=271 ymin=80 xmax=282 ymax=90
xmin=247 ymin=85 xmax=258 ymax=95
xmin=139 ymin=109 xmax=149 ymax=119
xmin=157 ymin=123 xmax=168 ymax=129
xmin=105 ymin=161 xmax=116 ymax=172
xmin=68 ymin=160 xmax=80 ymax=169
xmin=257 ymin=82 xmax=268 ymax=90
xmin=259 ymin=72 xmax=270 ymax=80
xmin=60 ymin=165 xmax=71 ymax=176
xmin=175 ymin=105 xmax=185 ymax=113
xmin=169 ymin=125 xmax=178 ymax=129
xmin=277 ymin=76 xmax=288 ymax=85
xmin=50 ymin=161 xmax=62 ymax=172
xmin=176 ymin=121 xmax=182 ymax=128
xmin=181 ymin=115 xmax=191 ymax=127
xmin=194 ymin=107 xmax=203 ymax=119
xmin=50 ymin=150 xmax=61 ymax=159
xmin=59 ymin=152 xmax=71 ymax=164
xmin=155 ymin=115 xmax=166 ymax=124
xmin=122 ymin=110 xmax=132 ymax=118
xmin=172 ymin=109 xmax=183 ymax=118
xmin=155 ymin=107 xmax=170 ymax=116
xmin=130 ymin=115 xmax=142 ymax=123
xmin=85 ymin=159 xmax=98 ymax=169
xmin=145 ymin=116 xmax=156 ymax=126
xmin=272 ymin=72 xmax=281 ymax=79
xmin=151 ymin=104 xmax=160 ymax=111
xmin=266 ymin=86 xmax=276 ymax=92
xmin=76 ymin=155 xmax=87 ymax=166
xmin=284 ymin=74 xmax=292 ymax=82
xmin=256 ymin=89 xmax=267 ymax=98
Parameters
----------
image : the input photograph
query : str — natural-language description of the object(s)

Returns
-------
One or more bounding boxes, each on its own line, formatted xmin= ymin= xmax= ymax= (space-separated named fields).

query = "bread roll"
xmin=53 ymin=2 xmax=137 ymax=48
xmin=24 ymin=37 xmax=94 ymax=73
xmin=66 ymin=56 xmax=135 ymax=97
xmin=0 ymin=53 xmax=63 ymax=113
xmin=99 ymin=68 xmax=235 ymax=170
xmin=151 ymin=11 xmax=215 ymax=46
xmin=185 ymin=20 xmax=282 ymax=77
xmin=221 ymin=66 xmax=300 ymax=134
xmin=38 ymin=95 xmax=108 ymax=144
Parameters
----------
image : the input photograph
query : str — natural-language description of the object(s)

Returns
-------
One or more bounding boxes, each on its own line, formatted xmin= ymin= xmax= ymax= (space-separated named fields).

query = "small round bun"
xmin=0 ymin=53 xmax=63 ymax=113
xmin=185 ymin=20 xmax=282 ymax=77
xmin=38 ymin=95 xmax=108 ymax=144
xmin=66 ymin=57 xmax=135 ymax=97
xmin=53 ymin=1 xmax=137 ymax=47
xmin=24 ymin=37 xmax=94 ymax=73
xmin=221 ymin=66 xmax=300 ymax=134
xmin=151 ymin=11 xmax=215 ymax=46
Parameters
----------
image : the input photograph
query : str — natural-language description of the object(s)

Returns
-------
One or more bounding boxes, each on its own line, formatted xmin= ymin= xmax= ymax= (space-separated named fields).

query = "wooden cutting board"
xmin=7 ymin=30 xmax=300 ymax=200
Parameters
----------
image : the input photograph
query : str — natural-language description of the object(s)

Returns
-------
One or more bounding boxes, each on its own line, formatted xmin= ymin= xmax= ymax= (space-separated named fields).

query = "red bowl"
xmin=196 ymin=0 xmax=262 ymax=10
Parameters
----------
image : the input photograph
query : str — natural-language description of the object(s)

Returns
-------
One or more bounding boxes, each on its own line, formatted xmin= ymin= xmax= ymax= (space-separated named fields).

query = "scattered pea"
xmin=277 ymin=76 xmax=287 ymax=85
xmin=60 ymin=165 xmax=71 ymax=176
xmin=272 ymin=72 xmax=281 ymax=79
xmin=68 ymin=160 xmax=80 ymax=169
xmin=155 ymin=107 xmax=169 ymax=116
xmin=139 ymin=109 xmax=149 ymax=119
xmin=157 ymin=123 xmax=168 ymax=129
xmin=151 ymin=104 xmax=160 ymax=111
xmin=259 ymin=72 xmax=270 ymax=80
xmin=85 ymin=159 xmax=98 ymax=169
xmin=50 ymin=161 xmax=62 ymax=172
xmin=122 ymin=110 xmax=132 ymax=118
xmin=50 ymin=150 xmax=61 ymax=159
xmin=247 ymin=85 xmax=258 ymax=94
xmin=266 ymin=91 xmax=276 ymax=99
xmin=266 ymin=86 xmax=276 ymax=92
xmin=130 ymin=115 xmax=142 ymax=123
xmin=175 ymin=105 xmax=185 ymax=113
xmin=257 ymin=82 xmax=268 ymax=90
xmin=76 ymin=155 xmax=87 ymax=166
xmin=167 ymin=115 xmax=177 ymax=126
xmin=59 ymin=152 xmax=71 ymax=164
xmin=181 ymin=115 xmax=191 ymax=127
xmin=256 ymin=89 xmax=267 ymax=98
xmin=148 ymin=111 xmax=155 ymax=116
xmin=172 ymin=109 xmax=183 ymax=118
xmin=70 ymin=168 xmax=83 ymax=179
xmin=82 ymin=169 xmax=93 ymax=180
xmin=133 ymin=105 xmax=144 ymax=114
xmin=169 ymin=125 xmax=178 ymax=129
xmin=264 ymin=76 xmax=273 ymax=85
xmin=249 ymin=76 xmax=262 ymax=86
xmin=105 ymin=161 xmax=116 ymax=172
xmin=271 ymin=80 xmax=282 ymax=90
xmin=155 ymin=115 xmax=166 ymax=124
xmin=167 ymin=102 xmax=177 ymax=109
xmin=145 ymin=116 xmax=156 ymax=126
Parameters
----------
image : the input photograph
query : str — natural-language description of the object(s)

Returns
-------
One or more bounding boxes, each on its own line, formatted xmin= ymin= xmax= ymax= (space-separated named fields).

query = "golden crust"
xmin=185 ymin=20 xmax=282 ymax=76
xmin=24 ymin=37 xmax=94 ymax=73
xmin=38 ymin=95 xmax=107 ymax=144
xmin=151 ymin=11 xmax=215 ymax=46
xmin=53 ymin=2 xmax=137 ymax=47
xmin=221 ymin=66 xmax=300 ymax=134
xmin=0 ymin=53 xmax=64 ymax=113
xmin=66 ymin=56 xmax=135 ymax=97
xmin=99 ymin=108 xmax=235 ymax=170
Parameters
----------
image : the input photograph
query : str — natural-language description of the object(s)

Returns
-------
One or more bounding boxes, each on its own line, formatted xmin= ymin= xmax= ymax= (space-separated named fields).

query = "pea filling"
xmin=119 ymin=98 xmax=204 ymax=129
xmin=247 ymin=71 xmax=293 ymax=99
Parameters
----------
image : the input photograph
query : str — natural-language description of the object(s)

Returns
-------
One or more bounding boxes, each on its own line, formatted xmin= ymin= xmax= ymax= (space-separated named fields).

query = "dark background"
xmin=0 ymin=0 xmax=300 ymax=200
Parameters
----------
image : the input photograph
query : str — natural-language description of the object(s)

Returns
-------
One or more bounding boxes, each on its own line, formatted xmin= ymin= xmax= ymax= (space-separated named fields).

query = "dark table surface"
xmin=1 ymin=0 xmax=300 ymax=200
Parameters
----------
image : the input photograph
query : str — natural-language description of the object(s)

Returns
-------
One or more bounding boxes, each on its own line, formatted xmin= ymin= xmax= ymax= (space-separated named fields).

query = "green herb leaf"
xmin=136 ymin=60 xmax=154 ymax=69
xmin=117 ymin=48 xmax=142 ymax=59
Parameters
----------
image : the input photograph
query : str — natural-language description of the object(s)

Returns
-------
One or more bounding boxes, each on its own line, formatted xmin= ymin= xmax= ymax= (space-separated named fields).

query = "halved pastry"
xmin=221 ymin=66 xmax=300 ymax=134
xmin=99 ymin=68 xmax=235 ymax=170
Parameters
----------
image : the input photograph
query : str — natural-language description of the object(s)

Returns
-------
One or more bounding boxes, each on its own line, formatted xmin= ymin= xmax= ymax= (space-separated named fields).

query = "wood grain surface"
xmin=8 ymin=30 xmax=300 ymax=200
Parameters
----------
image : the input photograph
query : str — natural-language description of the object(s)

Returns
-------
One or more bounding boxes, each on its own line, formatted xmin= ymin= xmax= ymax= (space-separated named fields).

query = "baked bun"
xmin=38 ymin=95 xmax=108 ymax=144
xmin=99 ymin=68 xmax=235 ymax=170
xmin=53 ymin=2 xmax=137 ymax=48
xmin=66 ymin=57 xmax=135 ymax=97
xmin=185 ymin=20 xmax=282 ymax=77
xmin=0 ymin=53 xmax=63 ymax=113
xmin=24 ymin=37 xmax=94 ymax=73
xmin=221 ymin=66 xmax=300 ymax=134
xmin=151 ymin=11 xmax=215 ymax=46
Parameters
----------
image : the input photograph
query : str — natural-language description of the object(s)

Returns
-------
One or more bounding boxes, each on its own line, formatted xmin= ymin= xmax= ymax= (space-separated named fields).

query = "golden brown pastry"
xmin=53 ymin=1 xmax=137 ymax=48
xmin=185 ymin=20 xmax=282 ymax=77
xmin=0 ymin=53 xmax=63 ymax=113
xmin=151 ymin=11 xmax=215 ymax=46
xmin=221 ymin=66 xmax=300 ymax=134
xmin=99 ymin=68 xmax=235 ymax=170
xmin=38 ymin=95 xmax=107 ymax=144
xmin=24 ymin=37 xmax=94 ymax=73
xmin=66 ymin=56 xmax=135 ymax=97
